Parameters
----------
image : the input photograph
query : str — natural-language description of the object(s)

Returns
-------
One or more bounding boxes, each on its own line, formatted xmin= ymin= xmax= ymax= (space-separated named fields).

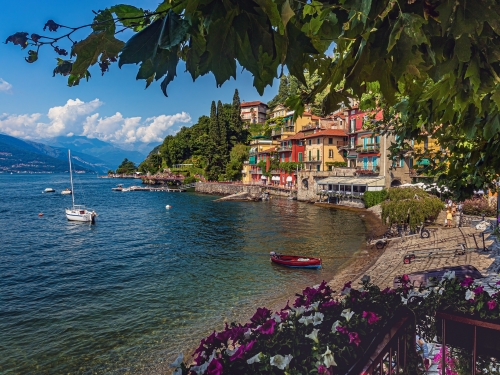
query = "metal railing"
xmin=278 ymin=146 xmax=292 ymax=152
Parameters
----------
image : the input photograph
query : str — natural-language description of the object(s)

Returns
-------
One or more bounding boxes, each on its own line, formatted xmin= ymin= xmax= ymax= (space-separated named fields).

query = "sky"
xmin=0 ymin=0 xmax=279 ymax=152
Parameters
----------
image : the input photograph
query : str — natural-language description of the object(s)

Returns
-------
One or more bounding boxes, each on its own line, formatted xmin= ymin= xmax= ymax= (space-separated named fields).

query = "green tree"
xmin=225 ymin=144 xmax=249 ymax=181
xmin=9 ymin=0 xmax=500 ymax=193
xmin=116 ymin=158 xmax=137 ymax=174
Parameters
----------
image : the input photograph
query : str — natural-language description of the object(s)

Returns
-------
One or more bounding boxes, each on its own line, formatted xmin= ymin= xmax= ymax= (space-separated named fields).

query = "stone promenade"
xmin=329 ymin=225 xmax=500 ymax=292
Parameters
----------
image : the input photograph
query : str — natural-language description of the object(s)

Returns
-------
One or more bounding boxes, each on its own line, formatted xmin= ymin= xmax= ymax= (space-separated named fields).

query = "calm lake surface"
xmin=0 ymin=174 xmax=367 ymax=374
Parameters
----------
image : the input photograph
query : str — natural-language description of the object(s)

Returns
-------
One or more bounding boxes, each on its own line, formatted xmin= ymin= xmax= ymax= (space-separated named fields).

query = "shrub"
xmin=326 ymin=161 xmax=348 ymax=168
xmin=462 ymin=197 xmax=497 ymax=217
xmin=363 ymin=190 xmax=387 ymax=208
xmin=183 ymin=176 xmax=197 ymax=184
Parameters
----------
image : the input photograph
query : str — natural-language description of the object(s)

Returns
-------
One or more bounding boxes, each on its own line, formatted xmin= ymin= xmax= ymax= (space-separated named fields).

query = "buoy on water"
xmin=165 ymin=205 xmax=172 ymax=209
xmin=38 ymin=213 xmax=44 ymax=217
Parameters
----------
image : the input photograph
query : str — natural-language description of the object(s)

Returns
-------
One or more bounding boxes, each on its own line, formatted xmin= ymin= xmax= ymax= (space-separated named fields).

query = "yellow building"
xmin=242 ymin=137 xmax=278 ymax=183
xmin=302 ymin=129 xmax=348 ymax=172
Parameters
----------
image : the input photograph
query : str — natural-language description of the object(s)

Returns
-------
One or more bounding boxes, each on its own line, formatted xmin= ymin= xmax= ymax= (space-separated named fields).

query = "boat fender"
xmin=166 ymin=205 xmax=172 ymax=209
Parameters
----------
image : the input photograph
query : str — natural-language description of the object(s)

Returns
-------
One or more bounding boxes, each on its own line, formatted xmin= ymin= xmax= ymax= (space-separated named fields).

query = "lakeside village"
xmin=109 ymin=91 xmax=500 ymax=374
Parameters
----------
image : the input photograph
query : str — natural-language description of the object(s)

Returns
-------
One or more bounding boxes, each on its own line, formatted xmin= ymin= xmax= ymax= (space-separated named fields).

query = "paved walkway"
xmin=329 ymin=225 xmax=500 ymax=291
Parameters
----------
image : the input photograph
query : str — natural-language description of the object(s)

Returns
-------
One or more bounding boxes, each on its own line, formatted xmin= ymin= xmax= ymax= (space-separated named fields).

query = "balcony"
xmin=271 ymin=129 xmax=282 ymax=136
xmin=278 ymin=146 xmax=292 ymax=152
xmin=303 ymin=158 xmax=322 ymax=163
xmin=356 ymin=144 xmax=381 ymax=153
xmin=250 ymin=168 xmax=262 ymax=174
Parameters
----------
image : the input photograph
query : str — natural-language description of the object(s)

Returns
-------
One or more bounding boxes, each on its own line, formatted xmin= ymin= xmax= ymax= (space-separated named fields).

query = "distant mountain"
xmin=44 ymin=136 xmax=147 ymax=169
xmin=0 ymin=134 xmax=108 ymax=173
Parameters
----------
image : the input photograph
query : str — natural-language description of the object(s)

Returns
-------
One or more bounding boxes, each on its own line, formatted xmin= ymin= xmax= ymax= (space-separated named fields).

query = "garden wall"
xmin=195 ymin=182 xmax=262 ymax=198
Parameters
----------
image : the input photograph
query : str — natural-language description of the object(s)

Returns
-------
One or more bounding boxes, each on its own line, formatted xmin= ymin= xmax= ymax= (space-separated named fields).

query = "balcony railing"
xmin=304 ymin=158 xmax=322 ymax=163
xmin=272 ymin=129 xmax=282 ymax=136
xmin=250 ymin=169 xmax=262 ymax=174
xmin=278 ymin=146 xmax=292 ymax=152
xmin=356 ymin=145 xmax=381 ymax=153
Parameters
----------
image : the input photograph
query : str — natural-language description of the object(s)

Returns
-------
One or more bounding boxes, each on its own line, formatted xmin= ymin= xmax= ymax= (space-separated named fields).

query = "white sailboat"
xmin=65 ymin=150 xmax=97 ymax=223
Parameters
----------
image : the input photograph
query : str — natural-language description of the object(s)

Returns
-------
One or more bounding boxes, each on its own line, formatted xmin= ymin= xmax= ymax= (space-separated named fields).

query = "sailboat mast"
xmin=68 ymin=149 xmax=75 ymax=207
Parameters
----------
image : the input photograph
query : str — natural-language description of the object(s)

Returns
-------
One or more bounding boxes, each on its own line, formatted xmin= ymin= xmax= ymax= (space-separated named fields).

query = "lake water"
xmin=0 ymin=174 xmax=367 ymax=374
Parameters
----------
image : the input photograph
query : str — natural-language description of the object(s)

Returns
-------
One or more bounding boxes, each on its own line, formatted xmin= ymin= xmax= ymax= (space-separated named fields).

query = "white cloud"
xmin=82 ymin=112 xmax=191 ymax=144
xmin=0 ymin=78 xmax=13 ymax=92
xmin=0 ymin=98 xmax=191 ymax=147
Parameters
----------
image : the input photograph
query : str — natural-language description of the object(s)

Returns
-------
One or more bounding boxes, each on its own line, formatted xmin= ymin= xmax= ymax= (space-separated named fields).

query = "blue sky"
xmin=0 ymin=0 xmax=278 ymax=151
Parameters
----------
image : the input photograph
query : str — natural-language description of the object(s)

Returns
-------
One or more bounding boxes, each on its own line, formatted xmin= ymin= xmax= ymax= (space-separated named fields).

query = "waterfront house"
xmin=243 ymin=136 xmax=278 ymax=184
xmin=302 ymin=129 xmax=348 ymax=172
xmin=240 ymin=101 xmax=268 ymax=125
xmin=276 ymin=132 xmax=306 ymax=186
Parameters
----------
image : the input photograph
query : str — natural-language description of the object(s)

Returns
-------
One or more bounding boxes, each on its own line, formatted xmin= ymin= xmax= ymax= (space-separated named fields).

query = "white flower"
xmin=341 ymin=309 xmax=355 ymax=321
xmin=270 ymin=354 xmax=293 ymax=370
xmin=331 ymin=320 xmax=341 ymax=332
xmin=361 ymin=275 xmax=371 ymax=283
xmin=173 ymin=369 xmax=182 ymax=375
xmin=312 ymin=312 xmax=324 ymax=326
xmin=305 ymin=328 xmax=320 ymax=343
xmin=247 ymin=352 xmax=262 ymax=364
xmin=298 ymin=315 xmax=314 ymax=326
xmin=190 ymin=362 xmax=209 ymax=375
xmin=293 ymin=306 xmax=306 ymax=316
xmin=225 ymin=347 xmax=237 ymax=356
xmin=271 ymin=313 xmax=282 ymax=323
xmin=244 ymin=328 xmax=252 ymax=340
xmin=307 ymin=301 xmax=320 ymax=311
xmin=322 ymin=346 xmax=337 ymax=368
xmin=442 ymin=270 xmax=456 ymax=280
xmin=170 ymin=353 xmax=184 ymax=368
xmin=465 ymin=290 xmax=475 ymax=300
xmin=401 ymin=296 xmax=408 ymax=305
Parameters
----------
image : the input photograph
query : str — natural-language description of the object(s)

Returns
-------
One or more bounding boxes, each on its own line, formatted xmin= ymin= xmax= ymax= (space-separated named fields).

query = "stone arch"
xmin=302 ymin=178 xmax=309 ymax=189
xmin=390 ymin=179 xmax=402 ymax=187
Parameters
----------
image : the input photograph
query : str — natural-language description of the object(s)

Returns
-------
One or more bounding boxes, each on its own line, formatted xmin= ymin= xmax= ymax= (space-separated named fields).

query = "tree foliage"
xmin=381 ymin=188 xmax=444 ymax=229
xmin=116 ymin=158 xmax=137 ymax=174
xmin=363 ymin=190 xmax=388 ymax=209
xmin=7 ymin=0 xmax=500 ymax=191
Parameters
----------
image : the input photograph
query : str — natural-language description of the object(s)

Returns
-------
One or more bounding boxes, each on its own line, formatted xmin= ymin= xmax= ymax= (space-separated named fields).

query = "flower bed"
xmin=171 ymin=273 xmax=500 ymax=375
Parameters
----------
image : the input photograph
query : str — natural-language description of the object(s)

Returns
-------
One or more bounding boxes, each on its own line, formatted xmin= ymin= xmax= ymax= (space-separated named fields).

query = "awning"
xmin=357 ymin=153 xmax=379 ymax=158
xmin=417 ymin=158 xmax=430 ymax=165
xmin=316 ymin=176 xmax=386 ymax=187
xmin=261 ymin=175 xmax=267 ymax=179
xmin=286 ymin=176 xmax=293 ymax=182
xmin=347 ymin=151 xmax=358 ymax=159
xmin=272 ymin=176 xmax=279 ymax=181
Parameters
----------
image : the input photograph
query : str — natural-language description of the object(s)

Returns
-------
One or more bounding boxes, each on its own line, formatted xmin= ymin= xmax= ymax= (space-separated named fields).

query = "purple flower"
xmin=348 ymin=331 xmax=361 ymax=346
xmin=250 ymin=307 xmax=271 ymax=325
xmin=461 ymin=277 xmax=474 ymax=287
xmin=381 ymin=287 xmax=395 ymax=294
xmin=362 ymin=311 xmax=380 ymax=325
xmin=318 ymin=364 xmax=332 ymax=374
xmin=487 ymin=300 xmax=497 ymax=310
xmin=401 ymin=274 xmax=410 ymax=284
xmin=336 ymin=326 xmax=349 ymax=334
xmin=473 ymin=286 xmax=484 ymax=294
xmin=230 ymin=340 xmax=256 ymax=361
xmin=206 ymin=358 xmax=223 ymax=375
xmin=342 ymin=281 xmax=352 ymax=291
xmin=321 ymin=300 xmax=339 ymax=309
xmin=258 ymin=319 xmax=276 ymax=335
xmin=496 ymin=280 xmax=500 ymax=285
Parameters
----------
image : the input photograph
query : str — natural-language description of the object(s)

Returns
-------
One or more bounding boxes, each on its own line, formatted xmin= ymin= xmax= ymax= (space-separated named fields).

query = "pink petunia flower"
xmin=473 ymin=286 xmax=484 ymax=294
xmin=461 ymin=277 xmax=474 ymax=287
xmin=362 ymin=311 xmax=380 ymax=325
xmin=206 ymin=358 xmax=223 ymax=375
xmin=348 ymin=331 xmax=361 ymax=346
xmin=258 ymin=319 xmax=276 ymax=335
xmin=487 ymin=300 xmax=497 ymax=310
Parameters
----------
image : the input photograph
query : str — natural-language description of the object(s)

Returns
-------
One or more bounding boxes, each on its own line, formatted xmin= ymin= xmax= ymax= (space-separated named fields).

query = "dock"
xmin=117 ymin=186 xmax=186 ymax=192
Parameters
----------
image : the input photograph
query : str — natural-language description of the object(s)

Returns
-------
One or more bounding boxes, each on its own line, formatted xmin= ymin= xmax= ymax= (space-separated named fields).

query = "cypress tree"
xmin=217 ymin=100 xmax=228 ymax=163
xmin=230 ymin=89 xmax=242 ymax=138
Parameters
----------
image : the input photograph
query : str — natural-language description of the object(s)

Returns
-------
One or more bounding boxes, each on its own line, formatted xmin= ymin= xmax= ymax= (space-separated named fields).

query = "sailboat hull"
xmin=65 ymin=209 xmax=96 ymax=223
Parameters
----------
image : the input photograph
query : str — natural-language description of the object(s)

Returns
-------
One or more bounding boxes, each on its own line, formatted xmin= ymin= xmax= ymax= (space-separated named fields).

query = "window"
xmin=350 ymin=119 xmax=356 ymax=133
xmin=317 ymin=138 xmax=320 ymax=145
xmin=399 ymin=158 xmax=405 ymax=168
xmin=308 ymin=139 xmax=312 ymax=146
xmin=317 ymin=149 xmax=320 ymax=160
xmin=328 ymin=138 xmax=333 ymax=144
xmin=350 ymin=137 xmax=355 ymax=148
xmin=308 ymin=150 xmax=312 ymax=161
xmin=316 ymin=164 xmax=320 ymax=171
xmin=329 ymin=149 xmax=333 ymax=158
xmin=424 ymin=138 xmax=429 ymax=150
xmin=298 ymin=152 xmax=303 ymax=162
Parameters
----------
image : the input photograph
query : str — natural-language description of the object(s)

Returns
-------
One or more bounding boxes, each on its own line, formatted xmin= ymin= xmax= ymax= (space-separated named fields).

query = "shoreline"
xmin=150 ymin=199 xmax=388 ymax=374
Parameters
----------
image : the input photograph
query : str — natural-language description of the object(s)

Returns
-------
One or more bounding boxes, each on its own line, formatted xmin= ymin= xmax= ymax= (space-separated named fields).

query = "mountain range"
xmin=0 ymin=134 xmax=149 ymax=174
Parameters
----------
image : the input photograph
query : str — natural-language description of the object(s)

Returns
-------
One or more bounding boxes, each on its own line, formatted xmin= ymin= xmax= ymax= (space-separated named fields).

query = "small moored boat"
xmin=44 ymin=188 xmax=55 ymax=193
xmin=270 ymin=252 xmax=322 ymax=269
xmin=111 ymin=184 xmax=124 ymax=191
xmin=61 ymin=188 xmax=72 ymax=195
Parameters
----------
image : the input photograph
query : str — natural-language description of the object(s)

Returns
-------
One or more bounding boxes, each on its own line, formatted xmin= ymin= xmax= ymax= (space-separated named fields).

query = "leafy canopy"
xmin=7 ymin=0 xmax=500 ymax=191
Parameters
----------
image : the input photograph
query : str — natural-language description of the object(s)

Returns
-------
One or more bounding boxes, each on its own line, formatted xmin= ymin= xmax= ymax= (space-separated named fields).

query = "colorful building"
xmin=243 ymin=136 xmax=278 ymax=184
xmin=276 ymin=133 xmax=306 ymax=186
xmin=240 ymin=101 xmax=268 ymax=124
xmin=302 ymin=129 xmax=348 ymax=172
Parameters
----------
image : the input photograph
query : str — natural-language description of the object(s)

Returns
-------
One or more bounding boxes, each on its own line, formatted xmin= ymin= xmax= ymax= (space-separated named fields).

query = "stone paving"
xmin=357 ymin=226 xmax=500 ymax=288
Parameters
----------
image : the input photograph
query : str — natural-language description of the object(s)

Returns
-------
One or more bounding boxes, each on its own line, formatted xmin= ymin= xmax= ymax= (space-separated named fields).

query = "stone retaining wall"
xmin=195 ymin=183 xmax=262 ymax=198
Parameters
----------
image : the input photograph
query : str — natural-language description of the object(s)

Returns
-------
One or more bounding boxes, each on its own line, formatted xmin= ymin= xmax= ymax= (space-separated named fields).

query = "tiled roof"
xmin=258 ymin=147 xmax=276 ymax=154
xmin=281 ymin=133 xmax=305 ymax=141
xmin=241 ymin=101 xmax=268 ymax=107
xmin=302 ymin=129 xmax=347 ymax=139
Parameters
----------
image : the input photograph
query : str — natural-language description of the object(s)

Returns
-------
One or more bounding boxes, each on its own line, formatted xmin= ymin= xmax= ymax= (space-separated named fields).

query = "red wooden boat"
xmin=270 ymin=252 xmax=322 ymax=269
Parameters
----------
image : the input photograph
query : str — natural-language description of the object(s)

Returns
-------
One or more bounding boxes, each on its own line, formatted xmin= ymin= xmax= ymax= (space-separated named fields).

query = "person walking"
xmin=446 ymin=209 xmax=453 ymax=228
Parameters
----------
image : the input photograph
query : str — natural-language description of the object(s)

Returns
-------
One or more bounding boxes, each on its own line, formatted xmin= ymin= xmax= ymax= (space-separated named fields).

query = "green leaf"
xmin=387 ymin=17 xmax=403 ymax=52
xmin=465 ymin=57 xmax=480 ymax=93
xmin=253 ymin=0 xmax=283 ymax=30
xmin=281 ymin=0 xmax=295 ymax=29
xmin=454 ymin=35 xmax=471 ymax=62
xmin=118 ymin=18 xmax=164 ymax=67
xmin=109 ymin=4 xmax=145 ymax=29
xmin=92 ymin=9 xmax=115 ymax=34
xmin=483 ymin=114 xmax=500 ymax=140
xmin=71 ymin=32 xmax=124 ymax=75
xmin=159 ymin=11 xmax=189 ymax=50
